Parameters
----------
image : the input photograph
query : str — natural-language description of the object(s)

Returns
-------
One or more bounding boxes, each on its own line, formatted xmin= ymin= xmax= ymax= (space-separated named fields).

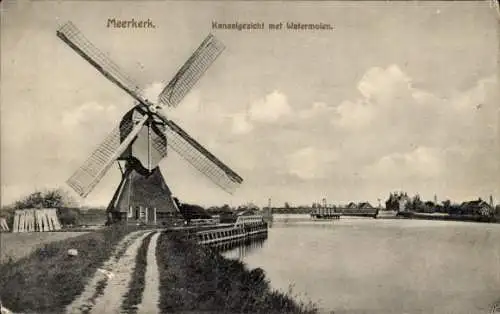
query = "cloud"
xmin=61 ymin=101 xmax=119 ymax=128
xmin=231 ymin=113 xmax=254 ymax=135
xmin=248 ymin=90 xmax=291 ymax=123
xmin=331 ymin=64 xmax=415 ymax=131
xmin=287 ymin=146 xmax=338 ymax=180
xmin=366 ymin=146 xmax=445 ymax=180
xmin=332 ymin=99 xmax=376 ymax=130
xmin=221 ymin=67 xmax=497 ymax=200
xmin=357 ymin=64 xmax=412 ymax=104
xmin=298 ymin=102 xmax=334 ymax=119
xmin=331 ymin=64 xmax=498 ymax=145
xmin=143 ymin=81 xmax=165 ymax=101
xmin=327 ymin=64 xmax=498 ymax=199
xmin=228 ymin=90 xmax=292 ymax=135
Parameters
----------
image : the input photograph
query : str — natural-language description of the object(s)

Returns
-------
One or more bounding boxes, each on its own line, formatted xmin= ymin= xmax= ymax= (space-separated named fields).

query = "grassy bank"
xmin=0 ymin=231 xmax=89 ymax=263
xmin=157 ymin=231 xmax=318 ymax=313
xmin=0 ymin=224 xmax=137 ymax=313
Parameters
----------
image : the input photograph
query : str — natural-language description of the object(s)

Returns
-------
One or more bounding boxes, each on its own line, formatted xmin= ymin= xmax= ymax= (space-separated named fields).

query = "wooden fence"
xmin=11 ymin=208 xmax=62 ymax=232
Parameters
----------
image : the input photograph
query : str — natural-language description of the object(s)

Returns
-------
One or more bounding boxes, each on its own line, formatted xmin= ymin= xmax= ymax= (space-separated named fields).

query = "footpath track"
xmin=137 ymin=231 xmax=161 ymax=314
xmin=64 ymin=230 xmax=155 ymax=314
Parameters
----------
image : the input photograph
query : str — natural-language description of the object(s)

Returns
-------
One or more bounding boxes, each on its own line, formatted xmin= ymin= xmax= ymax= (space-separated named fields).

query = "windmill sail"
xmin=56 ymin=22 xmax=148 ymax=106
xmin=67 ymin=115 xmax=149 ymax=197
xmin=158 ymin=34 xmax=225 ymax=108
xmin=59 ymin=21 xmax=243 ymax=198
xmin=164 ymin=120 xmax=243 ymax=194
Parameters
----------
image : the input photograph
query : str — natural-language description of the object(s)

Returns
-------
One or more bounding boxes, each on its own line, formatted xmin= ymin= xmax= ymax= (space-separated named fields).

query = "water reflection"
xmin=214 ymin=234 xmax=268 ymax=260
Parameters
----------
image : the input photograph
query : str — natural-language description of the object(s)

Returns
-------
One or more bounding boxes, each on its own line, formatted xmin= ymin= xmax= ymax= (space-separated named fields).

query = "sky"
xmin=1 ymin=1 xmax=499 ymax=208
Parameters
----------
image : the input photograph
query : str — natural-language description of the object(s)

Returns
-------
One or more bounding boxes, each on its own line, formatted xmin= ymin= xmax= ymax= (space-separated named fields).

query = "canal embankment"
xmin=157 ymin=230 xmax=318 ymax=313
xmin=0 ymin=223 xmax=317 ymax=314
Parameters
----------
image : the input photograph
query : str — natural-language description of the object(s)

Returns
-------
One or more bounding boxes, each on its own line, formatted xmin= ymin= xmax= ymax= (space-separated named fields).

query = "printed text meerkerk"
xmin=107 ymin=18 xmax=156 ymax=29
xmin=212 ymin=21 xmax=334 ymax=31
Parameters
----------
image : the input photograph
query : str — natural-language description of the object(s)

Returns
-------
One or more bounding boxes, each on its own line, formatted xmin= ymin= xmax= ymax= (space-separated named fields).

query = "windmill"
xmin=57 ymin=21 xmax=243 ymax=224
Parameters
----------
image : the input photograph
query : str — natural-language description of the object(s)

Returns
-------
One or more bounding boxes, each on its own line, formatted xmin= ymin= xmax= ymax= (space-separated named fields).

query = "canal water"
xmin=223 ymin=214 xmax=500 ymax=314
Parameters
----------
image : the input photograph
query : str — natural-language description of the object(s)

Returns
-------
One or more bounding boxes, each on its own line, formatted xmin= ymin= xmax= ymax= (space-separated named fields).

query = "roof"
xmin=358 ymin=202 xmax=373 ymax=209
xmin=460 ymin=199 xmax=491 ymax=209
xmin=237 ymin=209 xmax=257 ymax=216
xmin=107 ymin=167 xmax=179 ymax=214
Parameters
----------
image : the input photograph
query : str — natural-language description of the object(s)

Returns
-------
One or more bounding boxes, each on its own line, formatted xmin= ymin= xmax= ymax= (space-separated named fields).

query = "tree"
xmin=14 ymin=188 xmax=77 ymax=209
xmin=442 ymin=200 xmax=451 ymax=213
xmin=385 ymin=192 xmax=400 ymax=211
xmin=10 ymin=188 xmax=80 ymax=226
xmin=284 ymin=202 xmax=291 ymax=209
xmin=411 ymin=194 xmax=424 ymax=212
xmin=442 ymin=199 xmax=451 ymax=208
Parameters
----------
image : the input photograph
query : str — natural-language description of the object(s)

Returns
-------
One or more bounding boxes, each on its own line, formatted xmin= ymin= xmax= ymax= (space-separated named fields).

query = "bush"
xmin=57 ymin=208 xmax=81 ymax=226
xmin=13 ymin=188 xmax=77 ymax=210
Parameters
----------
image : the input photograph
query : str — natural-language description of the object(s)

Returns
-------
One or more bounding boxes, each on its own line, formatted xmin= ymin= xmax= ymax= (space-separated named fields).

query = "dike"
xmin=157 ymin=231 xmax=318 ymax=313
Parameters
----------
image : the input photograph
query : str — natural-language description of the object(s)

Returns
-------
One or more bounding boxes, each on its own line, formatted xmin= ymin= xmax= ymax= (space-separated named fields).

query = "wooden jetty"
xmin=193 ymin=215 xmax=268 ymax=246
xmin=310 ymin=207 xmax=341 ymax=220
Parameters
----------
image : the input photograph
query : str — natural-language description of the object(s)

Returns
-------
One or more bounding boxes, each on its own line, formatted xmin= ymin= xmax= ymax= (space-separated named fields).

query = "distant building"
xmin=386 ymin=192 xmax=411 ymax=212
xmin=346 ymin=202 xmax=357 ymax=209
xmin=358 ymin=202 xmax=374 ymax=210
xmin=398 ymin=195 xmax=411 ymax=212
xmin=460 ymin=199 xmax=494 ymax=216
xmin=237 ymin=209 xmax=258 ymax=216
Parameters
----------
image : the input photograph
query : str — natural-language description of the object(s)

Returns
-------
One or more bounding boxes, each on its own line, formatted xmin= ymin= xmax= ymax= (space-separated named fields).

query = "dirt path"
xmin=90 ymin=231 xmax=154 ymax=314
xmin=64 ymin=230 xmax=151 ymax=314
xmin=137 ymin=231 xmax=161 ymax=314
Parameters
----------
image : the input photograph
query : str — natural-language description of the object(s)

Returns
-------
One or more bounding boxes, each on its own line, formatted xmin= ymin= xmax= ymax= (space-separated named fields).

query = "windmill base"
xmin=106 ymin=162 xmax=183 ymax=226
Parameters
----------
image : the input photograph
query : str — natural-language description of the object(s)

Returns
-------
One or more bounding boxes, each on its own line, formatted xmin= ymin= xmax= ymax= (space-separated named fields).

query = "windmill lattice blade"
xmin=67 ymin=115 xmax=148 ymax=197
xmin=150 ymin=127 xmax=168 ymax=159
xmin=164 ymin=120 xmax=243 ymax=194
xmin=158 ymin=34 xmax=225 ymax=108
xmin=57 ymin=21 xmax=146 ymax=104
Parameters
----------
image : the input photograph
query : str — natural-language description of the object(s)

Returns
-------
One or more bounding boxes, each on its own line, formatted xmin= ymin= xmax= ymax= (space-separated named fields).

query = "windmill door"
xmin=127 ymin=206 xmax=157 ymax=224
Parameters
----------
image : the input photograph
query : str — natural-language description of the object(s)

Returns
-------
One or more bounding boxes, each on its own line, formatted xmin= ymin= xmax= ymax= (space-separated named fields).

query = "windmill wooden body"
xmin=57 ymin=22 xmax=243 ymax=224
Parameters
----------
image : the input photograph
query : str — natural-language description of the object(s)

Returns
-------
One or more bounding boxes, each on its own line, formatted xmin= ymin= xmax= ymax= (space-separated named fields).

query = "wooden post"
xmin=145 ymin=207 xmax=148 ymax=224
xmin=154 ymin=208 xmax=157 ymax=225
xmin=19 ymin=211 xmax=26 ymax=233
xmin=13 ymin=211 xmax=19 ymax=233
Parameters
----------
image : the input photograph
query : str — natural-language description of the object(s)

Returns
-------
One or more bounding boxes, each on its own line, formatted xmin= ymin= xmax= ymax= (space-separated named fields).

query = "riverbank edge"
xmin=157 ymin=230 xmax=318 ymax=313
xmin=307 ymin=212 xmax=500 ymax=223
xmin=397 ymin=212 xmax=500 ymax=223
